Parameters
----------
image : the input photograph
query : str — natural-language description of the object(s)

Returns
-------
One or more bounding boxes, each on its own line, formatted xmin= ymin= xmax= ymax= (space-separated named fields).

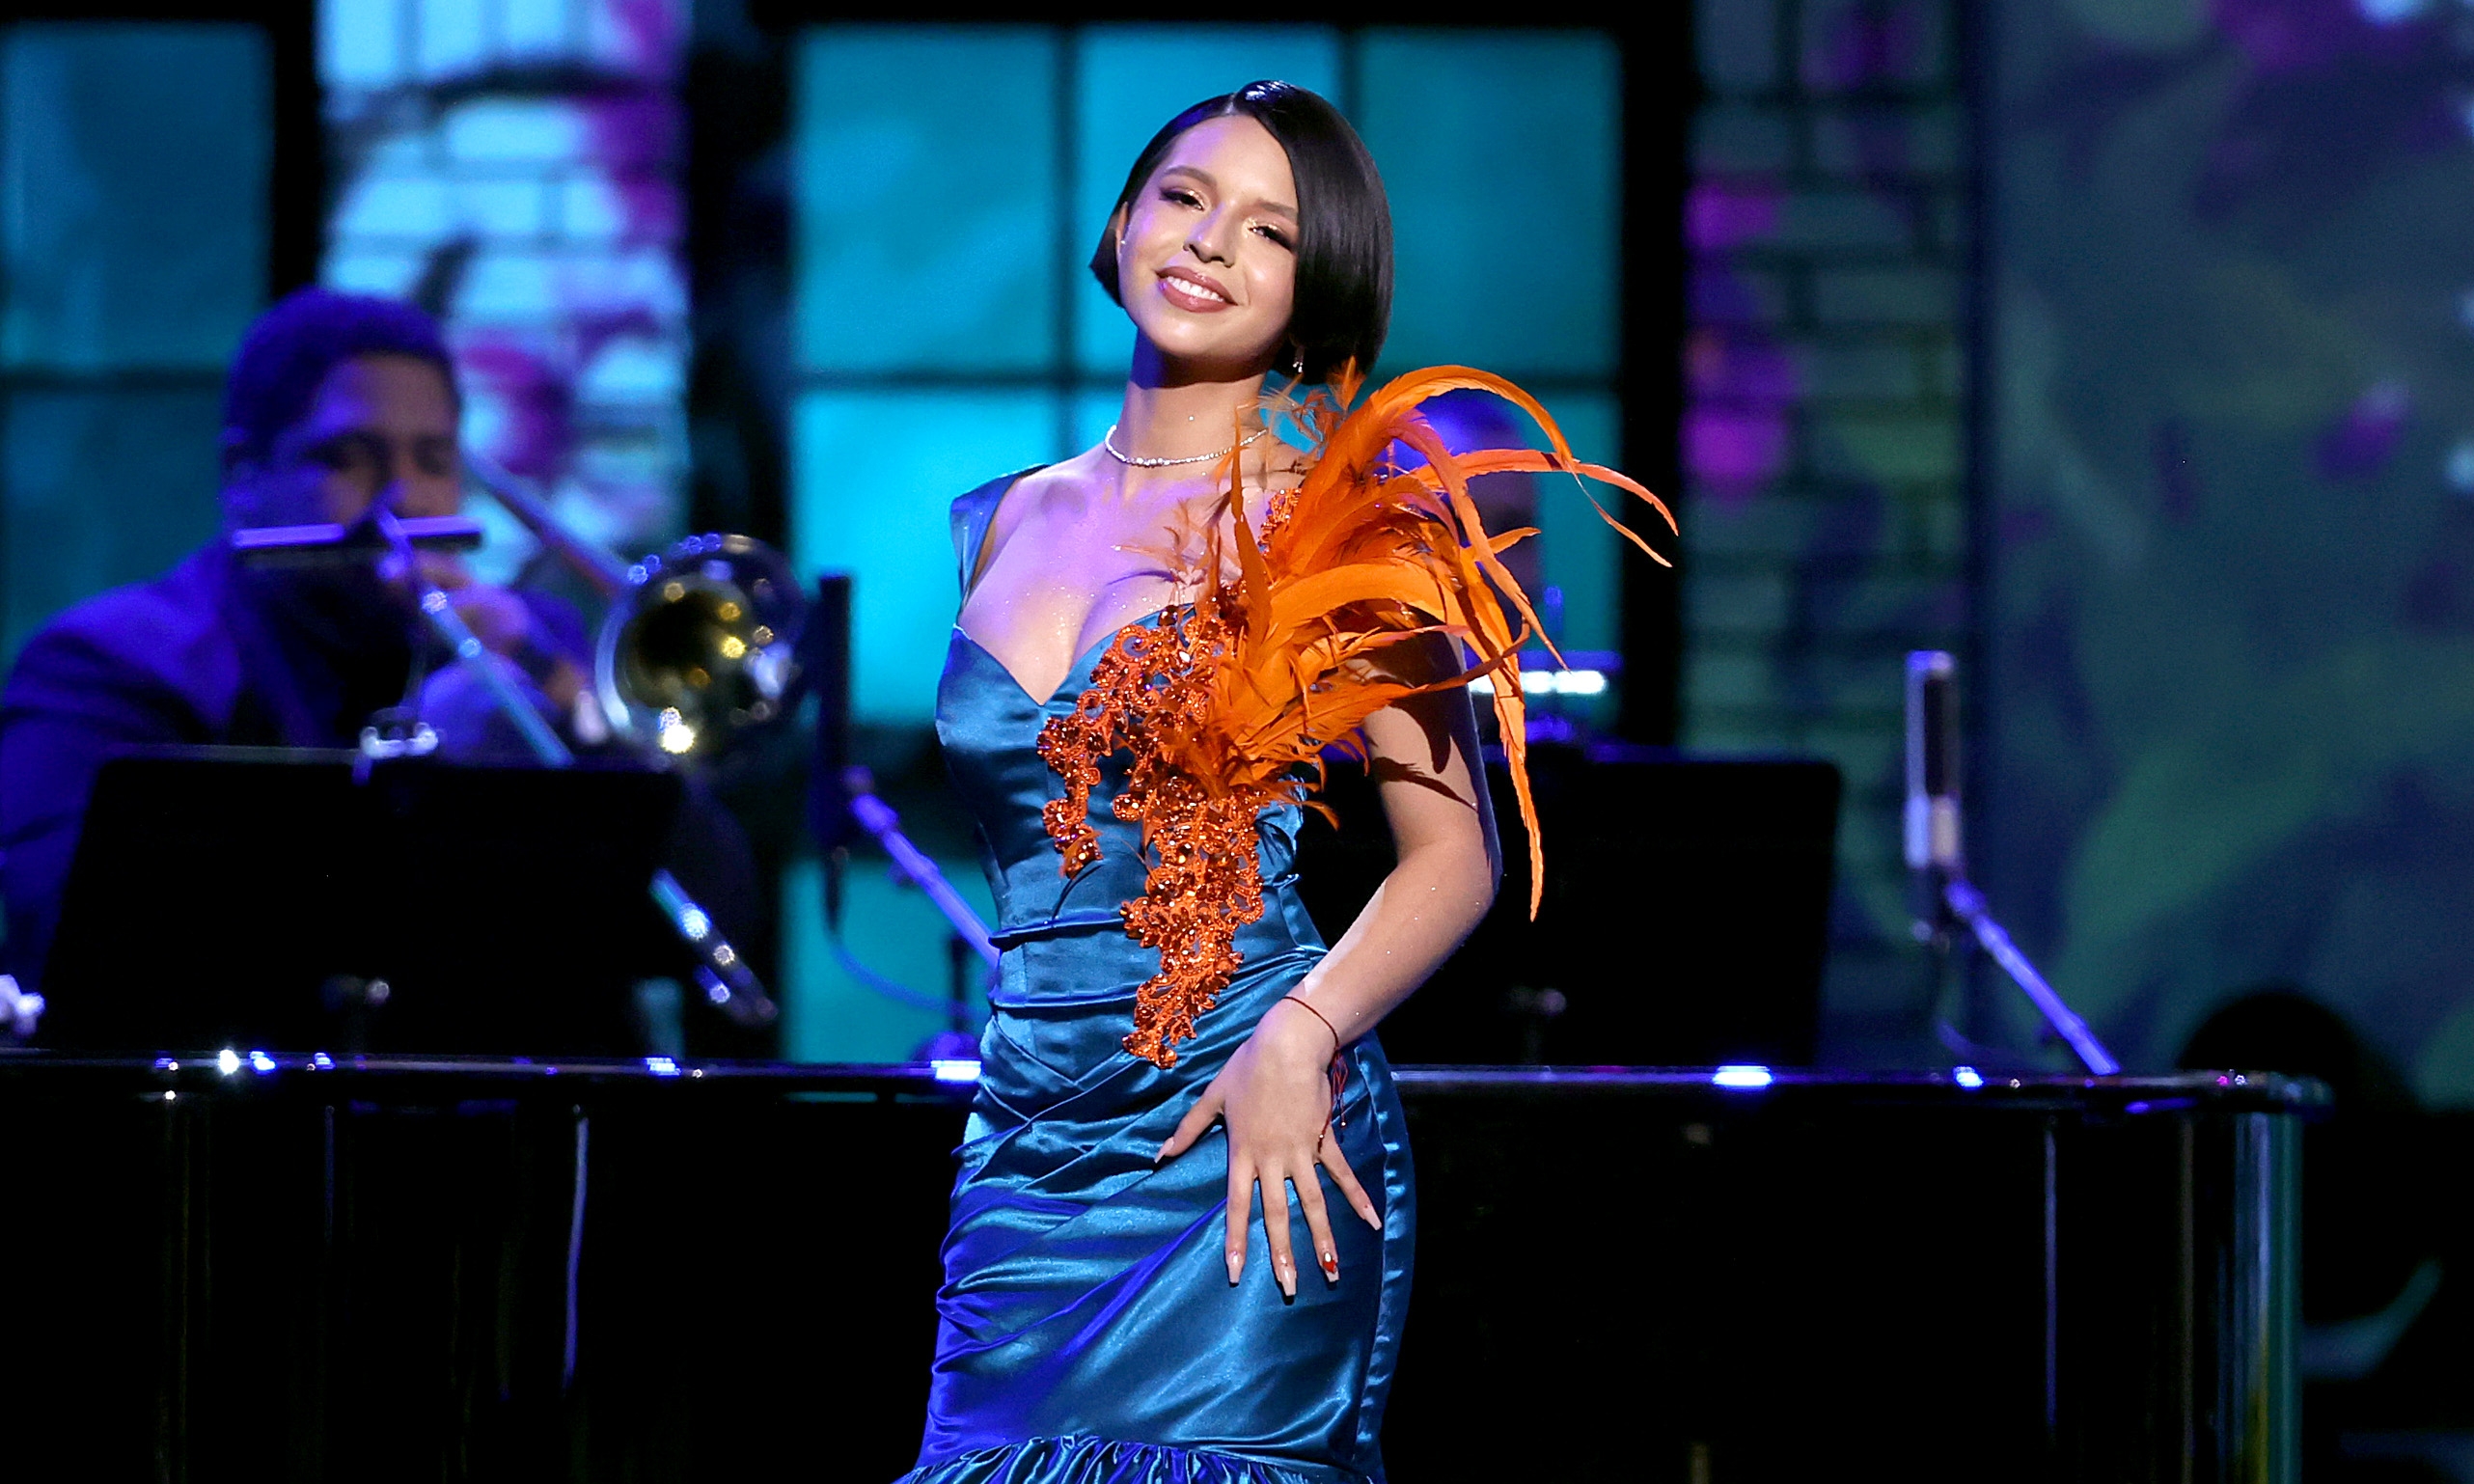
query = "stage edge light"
xmin=1953 ymin=1066 xmax=1985 ymax=1088
xmin=932 ymin=1058 xmax=983 ymax=1084
xmin=1470 ymin=670 xmax=1608 ymax=698
xmin=1711 ymin=1064 xmax=1773 ymax=1089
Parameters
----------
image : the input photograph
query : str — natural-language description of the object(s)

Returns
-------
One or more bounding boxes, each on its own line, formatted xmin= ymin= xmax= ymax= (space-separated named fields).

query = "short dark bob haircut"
xmin=1090 ymin=80 xmax=1390 ymax=384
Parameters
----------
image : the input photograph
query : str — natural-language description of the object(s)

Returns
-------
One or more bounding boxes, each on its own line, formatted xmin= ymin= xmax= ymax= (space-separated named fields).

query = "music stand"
xmin=39 ymin=749 xmax=684 ymax=1057
xmin=1298 ymin=748 xmax=1843 ymax=1066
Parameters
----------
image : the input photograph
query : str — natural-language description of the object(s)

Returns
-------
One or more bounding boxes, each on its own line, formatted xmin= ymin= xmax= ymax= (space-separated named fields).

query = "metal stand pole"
xmin=946 ymin=935 xmax=972 ymax=1035
xmin=844 ymin=782 xmax=1000 ymax=972
xmin=1941 ymin=876 xmax=2118 ymax=1075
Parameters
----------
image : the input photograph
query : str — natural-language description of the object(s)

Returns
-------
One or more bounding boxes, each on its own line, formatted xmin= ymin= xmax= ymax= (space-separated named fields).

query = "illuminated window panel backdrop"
xmin=0 ymin=22 xmax=269 ymax=664
xmin=791 ymin=24 xmax=1624 ymax=729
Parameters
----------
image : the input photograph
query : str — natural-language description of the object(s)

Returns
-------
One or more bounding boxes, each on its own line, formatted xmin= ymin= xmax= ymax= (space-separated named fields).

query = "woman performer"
xmin=908 ymin=80 xmax=1666 ymax=1484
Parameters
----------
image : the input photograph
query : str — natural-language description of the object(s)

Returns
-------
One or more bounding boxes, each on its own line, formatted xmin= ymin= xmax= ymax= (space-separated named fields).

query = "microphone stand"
xmin=1937 ymin=876 xmax=2116 ymax=1075
xmin=364 ymin=506 xmax=778 ymax=1028
xmin=1907 ymin=651 xmax=2118 ymax=1076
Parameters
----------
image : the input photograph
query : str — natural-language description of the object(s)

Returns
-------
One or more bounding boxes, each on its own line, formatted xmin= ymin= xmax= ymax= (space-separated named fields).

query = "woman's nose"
xmin=1186 ymin=210 xmax=1238 ymax=264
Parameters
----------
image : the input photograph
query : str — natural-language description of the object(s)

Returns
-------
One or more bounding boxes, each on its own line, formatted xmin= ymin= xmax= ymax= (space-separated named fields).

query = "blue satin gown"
xmin=899 ymin=474 xmax=1416 ymax=1484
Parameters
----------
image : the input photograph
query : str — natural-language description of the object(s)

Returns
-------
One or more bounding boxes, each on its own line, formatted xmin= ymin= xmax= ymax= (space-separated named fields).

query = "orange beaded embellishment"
xmin=1037 ymin=603 xmax=1298 ymax=1067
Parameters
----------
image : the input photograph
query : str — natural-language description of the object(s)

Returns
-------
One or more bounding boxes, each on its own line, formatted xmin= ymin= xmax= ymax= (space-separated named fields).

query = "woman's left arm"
xmin=1159 ymin=635 xmax=1501 ymax=1298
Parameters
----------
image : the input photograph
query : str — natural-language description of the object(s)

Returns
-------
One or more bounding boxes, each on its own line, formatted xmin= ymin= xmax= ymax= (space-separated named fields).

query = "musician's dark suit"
xmin=0 ymin=539 xmax=584 ymax=990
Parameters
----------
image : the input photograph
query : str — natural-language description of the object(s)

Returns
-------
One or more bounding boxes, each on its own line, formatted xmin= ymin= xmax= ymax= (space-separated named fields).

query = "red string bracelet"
xmin=1281 ymin=993 xmax=1342 ymax=1055
xmin=1280 ymin=995 xmax=1350 ymax=1135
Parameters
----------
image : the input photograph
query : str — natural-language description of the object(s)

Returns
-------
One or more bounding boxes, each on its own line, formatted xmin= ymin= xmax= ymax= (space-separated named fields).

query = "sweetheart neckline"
xmin=948 ymin=607 xmax=1172 ymax=709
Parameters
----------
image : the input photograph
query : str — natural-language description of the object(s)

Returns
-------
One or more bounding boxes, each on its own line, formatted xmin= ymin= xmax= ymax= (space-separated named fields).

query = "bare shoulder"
xmin=989 ymin=453 xmax=1108 ymax=534
xmin=983 ymin=450 xmax=1109 ymax=559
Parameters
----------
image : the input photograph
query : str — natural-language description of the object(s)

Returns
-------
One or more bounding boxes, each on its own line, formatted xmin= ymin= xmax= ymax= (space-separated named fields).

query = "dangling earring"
xmin=1289 ymin=346 xmax=1306 ymax=379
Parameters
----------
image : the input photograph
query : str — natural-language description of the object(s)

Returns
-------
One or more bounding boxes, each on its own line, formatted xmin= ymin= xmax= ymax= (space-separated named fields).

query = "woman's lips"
xmin=1157 ymin=268 xmax=1234 ymax=314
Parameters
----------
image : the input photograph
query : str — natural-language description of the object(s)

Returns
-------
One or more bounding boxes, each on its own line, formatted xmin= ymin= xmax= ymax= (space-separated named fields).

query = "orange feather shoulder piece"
xmin=1035 ymin=365 xmax=1675 ymax=1067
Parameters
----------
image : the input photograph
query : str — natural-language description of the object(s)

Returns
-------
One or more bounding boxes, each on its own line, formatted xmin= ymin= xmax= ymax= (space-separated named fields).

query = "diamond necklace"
xmin=1102 ymin=424 xmax=1270 ymax=468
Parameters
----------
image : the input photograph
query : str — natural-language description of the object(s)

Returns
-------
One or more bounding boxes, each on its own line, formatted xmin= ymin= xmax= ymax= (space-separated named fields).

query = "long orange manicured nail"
xmin=1320 ymin=1250 xmax=1338 ymax=1282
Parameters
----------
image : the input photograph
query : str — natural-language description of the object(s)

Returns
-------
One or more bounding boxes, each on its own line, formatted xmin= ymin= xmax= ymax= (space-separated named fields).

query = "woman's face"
xmin=1113 ymin=113 xmax=1300 ymax=377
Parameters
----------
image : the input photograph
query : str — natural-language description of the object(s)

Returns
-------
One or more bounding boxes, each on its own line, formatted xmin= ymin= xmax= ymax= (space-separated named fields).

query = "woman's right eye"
xmin=1160 ymin=186 xmax=1203 ymax=208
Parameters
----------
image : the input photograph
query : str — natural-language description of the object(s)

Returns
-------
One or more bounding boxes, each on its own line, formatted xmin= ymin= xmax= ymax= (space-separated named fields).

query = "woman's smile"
xmin=1157 ymin=265 xmax=1235 ymax=312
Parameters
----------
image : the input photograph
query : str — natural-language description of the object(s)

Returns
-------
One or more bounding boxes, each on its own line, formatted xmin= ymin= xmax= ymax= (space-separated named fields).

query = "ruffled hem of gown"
xmin=896 ymin=1435 xmax=1358 ymax=1484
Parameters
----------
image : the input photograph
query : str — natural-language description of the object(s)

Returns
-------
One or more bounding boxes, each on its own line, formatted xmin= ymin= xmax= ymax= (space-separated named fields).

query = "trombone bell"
xmin=593 ymin=533 xmax=802 ymax=762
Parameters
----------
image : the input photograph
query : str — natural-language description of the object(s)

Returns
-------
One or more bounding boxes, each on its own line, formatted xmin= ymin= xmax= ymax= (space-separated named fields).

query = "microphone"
xmin=800 ymin=575 xmax=855 ymax=931
xmin=1904 ymin=649 xmax=1962 ymax=881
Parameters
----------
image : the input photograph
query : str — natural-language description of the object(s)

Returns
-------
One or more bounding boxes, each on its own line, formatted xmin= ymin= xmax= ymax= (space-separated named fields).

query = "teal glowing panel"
xmin=1530 ymin=392 xmax=1622 ymax=654
xmin=1071 ymin=27 xmax=1341 ymax=379
xmin=2 ymin=390 xmax=223 ymax=664
xmin=791 ymin=389 xmax=1059 ymax=724
xmin=1070 ymin=386 xmax=1123 ymax=455
xmin=0 ymin=24 xmax=268 ymax=370
xmin=796 ymin=28 xmax=1059 ymax=374
xmin=1356 ymin=30 xmax=1618 ymax=377
xmin=780 ymin=856 xmax=997 ymax=1062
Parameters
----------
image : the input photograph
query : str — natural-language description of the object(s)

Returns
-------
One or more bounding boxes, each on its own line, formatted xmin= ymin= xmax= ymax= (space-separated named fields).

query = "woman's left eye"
xmin=1253 ymin=223 xmax=1293 ymax=248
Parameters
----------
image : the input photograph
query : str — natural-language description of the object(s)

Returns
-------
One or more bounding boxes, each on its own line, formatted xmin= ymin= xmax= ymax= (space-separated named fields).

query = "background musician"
xmin=0 ymin=289 xmax=592 ymax=996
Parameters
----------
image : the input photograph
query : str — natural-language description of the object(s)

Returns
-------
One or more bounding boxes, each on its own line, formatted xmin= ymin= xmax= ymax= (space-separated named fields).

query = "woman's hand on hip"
xmin=1157 ymin=998 xmax=1381 ymax=1297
